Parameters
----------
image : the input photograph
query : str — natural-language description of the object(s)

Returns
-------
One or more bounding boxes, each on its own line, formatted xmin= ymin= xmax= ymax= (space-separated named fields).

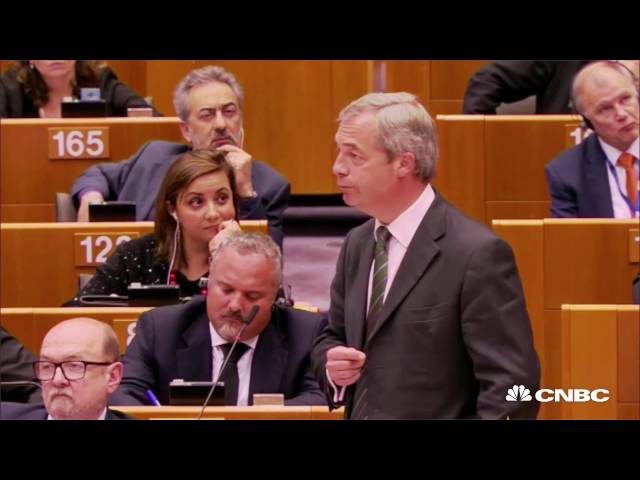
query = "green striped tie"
xmin=368 ymin=226 xmax=391 ymax=322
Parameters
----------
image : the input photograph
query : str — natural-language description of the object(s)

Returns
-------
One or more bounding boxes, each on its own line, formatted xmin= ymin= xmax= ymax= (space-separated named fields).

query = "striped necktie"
xmin=368 ymin=226 xmax=391 ymax=323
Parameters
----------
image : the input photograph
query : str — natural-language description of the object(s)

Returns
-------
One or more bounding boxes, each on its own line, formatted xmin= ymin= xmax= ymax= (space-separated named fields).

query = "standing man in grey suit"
xmin=311 ymin=92 xmax=540 ymax=419
xmin=72 ymin=65 xmax=289 ymax=250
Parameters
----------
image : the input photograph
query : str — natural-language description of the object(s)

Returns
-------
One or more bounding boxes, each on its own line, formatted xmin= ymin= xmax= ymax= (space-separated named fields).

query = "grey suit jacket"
xmin=311 ymin=193 xmax=540 ymax=419
xmin=71 ymin=141 xmax=290 ymax=249
xmin=109 ymin=296 xmax=327 ymax=406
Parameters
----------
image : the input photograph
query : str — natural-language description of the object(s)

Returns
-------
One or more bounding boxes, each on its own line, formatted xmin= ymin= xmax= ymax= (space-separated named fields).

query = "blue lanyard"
xmin=605 ymin=158 xmax=639 ymax=216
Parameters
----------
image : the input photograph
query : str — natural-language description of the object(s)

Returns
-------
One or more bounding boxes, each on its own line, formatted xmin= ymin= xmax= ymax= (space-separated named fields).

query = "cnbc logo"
xmin=506 ymin=385 xmax=609 ymax=403
xmin=506 ymin=385 xmax=532 ymax=402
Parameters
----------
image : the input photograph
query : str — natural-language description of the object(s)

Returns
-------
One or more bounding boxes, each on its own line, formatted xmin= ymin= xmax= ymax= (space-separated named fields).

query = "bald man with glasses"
xmin=1 ymin=318 xmax=131 ymax=420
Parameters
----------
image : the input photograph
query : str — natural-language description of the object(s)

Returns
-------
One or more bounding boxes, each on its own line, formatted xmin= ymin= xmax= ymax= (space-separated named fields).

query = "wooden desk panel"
xmin=430 ymin=60 xmax=488 ymax=100
xmin=433 ymin=115 xmax=485 ymax=224
xmin=1 ymin=222 xmax=154 ymax=307
xmin=485 ymin=201 xmax=551 ymax=222
xmin=560 ymin=305 xmax=639 ymax=420
xmin=0 ymin=220 xmax=267 ymax=307
xmin=0 ymin=118 xmax=184 ymax=222
xmin=438 ymin=115 xmax=586 ymax=225
xmin=0 ymin=307 xmax=151 ymax=354
xmin=484 ymin=116 xmax=579 ymax=201
xmin=383 ymin=61 xmax=431 ymax=105
xmin=544 ymin=220 xmax=639 ymax=309
xmin=116 ymin=405 xmax=344 ymax=420
xmin=493 ymin=220 xmax=640 ymax=419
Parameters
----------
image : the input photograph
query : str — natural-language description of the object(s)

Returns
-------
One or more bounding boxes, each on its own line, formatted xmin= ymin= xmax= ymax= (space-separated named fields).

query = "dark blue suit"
xmin=109 ymin=296 xmax=327 ymax=406
xmin=71 ymin=141 xmax=290 ymax=249
xmin=545 ymin=133 xmax=614 ymax=218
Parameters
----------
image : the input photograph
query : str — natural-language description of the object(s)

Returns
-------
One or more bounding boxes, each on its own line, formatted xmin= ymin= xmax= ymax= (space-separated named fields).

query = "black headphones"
xmin=570 ymin=60 xmax=640 ymax=131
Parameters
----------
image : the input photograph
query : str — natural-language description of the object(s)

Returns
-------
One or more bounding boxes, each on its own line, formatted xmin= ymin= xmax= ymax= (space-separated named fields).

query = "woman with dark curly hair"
xmin=0 ymin=60 xmax=159 ymax=118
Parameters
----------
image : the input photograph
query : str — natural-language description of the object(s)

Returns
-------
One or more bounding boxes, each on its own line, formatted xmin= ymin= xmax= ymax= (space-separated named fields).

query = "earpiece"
xmin=171 ymin=211 xmax=178 ymax=222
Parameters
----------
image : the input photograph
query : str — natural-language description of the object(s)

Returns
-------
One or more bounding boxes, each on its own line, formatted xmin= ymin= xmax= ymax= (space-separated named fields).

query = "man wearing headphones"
xmin=545 ymin=61 xmax=639 ymax=218
xmin=109 ymin=232 xmax=326 ymax=407
xmin=71 ymin=65 xmax=289 ymax=250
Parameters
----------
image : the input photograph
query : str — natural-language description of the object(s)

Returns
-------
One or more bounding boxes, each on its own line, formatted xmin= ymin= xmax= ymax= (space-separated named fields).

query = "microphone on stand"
xmin=197 ymin=305 xmax=259 ymax=420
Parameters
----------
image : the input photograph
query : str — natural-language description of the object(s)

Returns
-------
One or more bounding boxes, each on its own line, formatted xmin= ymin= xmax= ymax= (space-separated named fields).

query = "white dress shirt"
xmin=209 ymin=323 xmax=259 ymax=406
xmin=599 ymin=137 xmax=639 ymax=218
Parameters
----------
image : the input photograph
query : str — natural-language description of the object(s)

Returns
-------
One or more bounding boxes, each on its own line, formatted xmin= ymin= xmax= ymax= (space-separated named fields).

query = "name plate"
xmin=74 ymin=232 xmax=138 ymax=266
xmin=48 ymin=127 xmax=110 ymax=159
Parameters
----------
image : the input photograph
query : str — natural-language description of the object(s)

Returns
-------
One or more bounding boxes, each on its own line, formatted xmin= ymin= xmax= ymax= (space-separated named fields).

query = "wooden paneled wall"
xmin=2 ymin=60 xmax=487 ymax=197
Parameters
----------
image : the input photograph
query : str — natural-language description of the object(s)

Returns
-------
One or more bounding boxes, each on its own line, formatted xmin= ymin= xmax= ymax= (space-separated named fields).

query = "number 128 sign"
xmin=48 ymin=127 xmax=110 ymax=159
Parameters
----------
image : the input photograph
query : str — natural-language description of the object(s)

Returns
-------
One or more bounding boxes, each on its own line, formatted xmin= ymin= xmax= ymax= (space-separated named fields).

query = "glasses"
xmin=33 ymin=360 xmax=114 ymax=381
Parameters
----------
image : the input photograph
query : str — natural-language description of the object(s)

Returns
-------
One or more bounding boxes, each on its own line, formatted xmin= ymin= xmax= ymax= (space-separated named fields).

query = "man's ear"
xmin=395 ymin=152 xmax=416 ymax=179
xmin=179 ymin=121 xmax=192 ymax=144
xmin=106 ymin=362 xmax=124 ymax=394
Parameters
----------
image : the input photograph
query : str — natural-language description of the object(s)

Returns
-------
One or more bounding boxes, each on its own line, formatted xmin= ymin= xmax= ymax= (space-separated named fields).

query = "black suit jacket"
xmin=0 ymin=401 xmax=133 ymax=420
xmin=71 ymin=141 xmax=290 ymax=249
xmin=0 ymin=66 xmax=158 ymax=118
xmin=545 ymin=133 xmax=615 ymax=218
xmin=311 ymin=193 xmax=540 ymax=419
xmin=109 ymin=296 xmax=327 ymax=406
xmin=0 ymin=326 xmax=42 ymax=404
xmin=462 ymin=61 xmax=590 ymax=114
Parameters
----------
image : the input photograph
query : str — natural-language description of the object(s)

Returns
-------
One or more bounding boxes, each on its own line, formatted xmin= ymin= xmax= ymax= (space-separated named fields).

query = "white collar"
xmin=598 ymin=137 xmax=640 ymax=167
xmin=209 ymin=322 xmax=259 ymax=350
xmin=373 ymin=183 xmax=435 ymax=248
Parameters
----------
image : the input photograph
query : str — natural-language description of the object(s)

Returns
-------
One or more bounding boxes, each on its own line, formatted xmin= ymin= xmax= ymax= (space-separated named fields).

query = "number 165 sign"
xmin=48 ymin=127 xmax=110 ymax=159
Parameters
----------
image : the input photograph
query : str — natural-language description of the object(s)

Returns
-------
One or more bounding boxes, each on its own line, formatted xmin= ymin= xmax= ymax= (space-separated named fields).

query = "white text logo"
xmin=506 ymin=385 xmax=532 ymax=402
xmin=506 ymin=387 xmax=610 ymax=403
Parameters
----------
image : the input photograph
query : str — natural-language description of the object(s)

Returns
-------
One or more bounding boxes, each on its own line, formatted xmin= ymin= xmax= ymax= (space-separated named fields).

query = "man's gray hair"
xmin=210 ymin=232 xmax=282 ymax=289
xmin=572 ymin=60 xmax=639 ymax=115
xmin=173 ymin=65 xmax=244 ymax=121
xmin=338 ymin=92 xmax=439 ymax=182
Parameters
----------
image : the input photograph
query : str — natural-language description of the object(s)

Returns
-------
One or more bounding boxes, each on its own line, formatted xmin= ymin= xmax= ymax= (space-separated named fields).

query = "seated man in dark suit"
xmin=0 ymin=325 xmax=42 ymax=404
xmin=545 ymin=61 xmax=639 ymax=218
xmin=71 ymin=65 xmax=289 ymax=250
xmin=2 ymin=318 xmax=130 ymax=420
xmin=110 ymin=232 xmax=326 ymax=406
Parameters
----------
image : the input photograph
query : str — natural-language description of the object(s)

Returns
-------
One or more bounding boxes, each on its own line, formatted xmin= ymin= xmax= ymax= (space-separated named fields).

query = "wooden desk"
xmin=492 ymin=219 xmax=639 ymax=419
xmin=0 ymin=220 xmax=267 ymax=307
xmin=0 ymin=118 xmax=184 ymax=222
xmin=0 ymin=307 xmax=151 ymax=355
xmin=436 ymin=115 xmax=586 ymax=225
xmin=559 ymin=305 xmax=639 ymax=420
xmin=115 ymin=405 xmax=344 ymax=420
